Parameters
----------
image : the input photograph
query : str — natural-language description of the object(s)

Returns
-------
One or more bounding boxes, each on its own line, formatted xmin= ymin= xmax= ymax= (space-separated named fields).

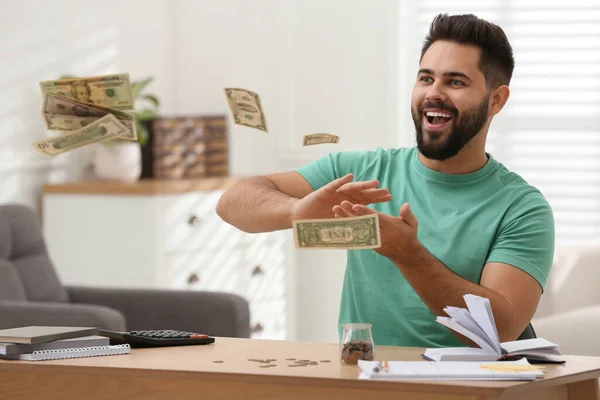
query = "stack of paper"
xmin=357 ymin=358 xmax=544 ymax=381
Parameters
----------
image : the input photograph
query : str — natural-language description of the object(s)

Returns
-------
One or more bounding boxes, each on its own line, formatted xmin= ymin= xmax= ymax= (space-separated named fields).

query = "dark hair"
xmin=420 ymin=14 xmax=514 ymax=89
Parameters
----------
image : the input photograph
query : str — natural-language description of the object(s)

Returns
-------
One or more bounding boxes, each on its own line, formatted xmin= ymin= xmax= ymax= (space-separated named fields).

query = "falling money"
xmin=292 ymin=214 xmax=381 ymax=250
xmin=33 ymin=114 xmax=129 ymax=156
xmin=41 ymin=93 xmax=136 ymax=140
xmin=224 ymin=88 xmax=268 ymax=132
xmin=302 ymin=133 xmax=340 ymax=146
xmin=39 ymin=73 xmax=134 ymax=110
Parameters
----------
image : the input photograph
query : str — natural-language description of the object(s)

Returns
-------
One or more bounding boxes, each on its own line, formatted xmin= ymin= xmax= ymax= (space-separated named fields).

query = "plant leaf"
xmin=131 ymin=77 xmax=154 ymax=100
xmin=135 ymin=119 xmax=149 ymax=146
xmin=140 ymin=94 xmax=160 ymax=107
xmin=136 ymin=109 xmax=160 ymax=121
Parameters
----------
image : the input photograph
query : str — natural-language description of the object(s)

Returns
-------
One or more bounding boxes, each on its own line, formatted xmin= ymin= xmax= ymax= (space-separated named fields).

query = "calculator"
xmin=99 ymin=329 xmax=215 ymax=348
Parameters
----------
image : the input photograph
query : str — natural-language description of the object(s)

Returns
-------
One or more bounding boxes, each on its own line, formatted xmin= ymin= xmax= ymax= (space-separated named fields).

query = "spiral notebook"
xmin=0 ymin=344 xmax=131 ymax=361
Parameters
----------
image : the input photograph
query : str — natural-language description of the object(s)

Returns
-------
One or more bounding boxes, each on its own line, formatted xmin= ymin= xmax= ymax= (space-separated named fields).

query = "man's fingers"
xmin=375 ymin=194 xmax=393 ymax=202
xmin=358 ymin=188 xmax=390 ymax=198
xmin=350 ymin=204 xmax=377 ymax=215
xmin=323 ymin=173 xmax=354 ymax=193
xmin=336 ymin=179 xmax=380 ymax=193
xmin=400 ymin=202 xmax=418 ymax=229
xmin=356 ymin=193 xmax=392 ymax=205
xmin=332 ymin=205 xmax=352 ymax=218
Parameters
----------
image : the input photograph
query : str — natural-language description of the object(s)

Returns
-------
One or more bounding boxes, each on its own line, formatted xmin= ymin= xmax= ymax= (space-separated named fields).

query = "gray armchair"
xmin=0 ymin=204 xmax=250 ymax=337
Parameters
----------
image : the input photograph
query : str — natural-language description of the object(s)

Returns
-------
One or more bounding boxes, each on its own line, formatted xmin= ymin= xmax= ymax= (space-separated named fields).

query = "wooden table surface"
xmin=1 ymin=337 xmax=599 ymax=400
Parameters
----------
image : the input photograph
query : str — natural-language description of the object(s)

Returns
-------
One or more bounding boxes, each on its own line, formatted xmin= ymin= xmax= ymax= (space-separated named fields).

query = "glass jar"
xmin=340 ymin=323 xmax=375 ymax=364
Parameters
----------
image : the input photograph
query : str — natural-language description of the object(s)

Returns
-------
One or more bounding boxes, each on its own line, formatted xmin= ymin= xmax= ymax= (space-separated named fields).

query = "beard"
xmin=412 ymin=94 xmax=490 ymax=161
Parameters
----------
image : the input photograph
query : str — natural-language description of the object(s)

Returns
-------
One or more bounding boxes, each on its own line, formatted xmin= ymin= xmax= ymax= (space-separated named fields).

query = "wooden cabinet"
xmin=42 ymin=178 xmax=288 ymax=340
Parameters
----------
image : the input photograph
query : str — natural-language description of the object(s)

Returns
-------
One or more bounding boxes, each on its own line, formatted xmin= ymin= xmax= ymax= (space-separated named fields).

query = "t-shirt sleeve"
xmin=486 ymin=192 xmax=555 ymax=291
xmin=295 ymin=148 xmax=385 ymax=191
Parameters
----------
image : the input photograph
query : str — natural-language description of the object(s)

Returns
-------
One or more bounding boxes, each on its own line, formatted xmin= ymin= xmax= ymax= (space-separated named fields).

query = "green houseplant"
xmin=129 ymin=76 xmax=160 ymax=146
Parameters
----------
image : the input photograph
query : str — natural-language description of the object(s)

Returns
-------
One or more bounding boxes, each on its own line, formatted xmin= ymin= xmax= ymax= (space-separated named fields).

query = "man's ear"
xmin=489 ymin=85 xmax=510 ymax=116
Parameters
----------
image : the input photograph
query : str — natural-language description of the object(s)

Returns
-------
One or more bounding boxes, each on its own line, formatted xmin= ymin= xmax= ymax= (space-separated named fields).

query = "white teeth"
xmin=425 ymin=111 xmax=451 ymax=118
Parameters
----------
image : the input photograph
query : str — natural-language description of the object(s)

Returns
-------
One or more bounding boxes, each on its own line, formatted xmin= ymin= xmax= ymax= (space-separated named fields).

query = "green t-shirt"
xmin=295 ymin=146 xmax=555 ymax=348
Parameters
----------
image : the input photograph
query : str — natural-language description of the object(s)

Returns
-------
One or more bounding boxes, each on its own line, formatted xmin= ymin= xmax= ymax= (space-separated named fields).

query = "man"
xmin=216 ymin=14 xmax=555 ymax=348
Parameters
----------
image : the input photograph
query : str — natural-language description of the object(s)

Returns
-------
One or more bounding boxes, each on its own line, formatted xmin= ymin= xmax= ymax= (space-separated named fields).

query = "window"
xmin=400 ymin=0 xmax=600 ymax=246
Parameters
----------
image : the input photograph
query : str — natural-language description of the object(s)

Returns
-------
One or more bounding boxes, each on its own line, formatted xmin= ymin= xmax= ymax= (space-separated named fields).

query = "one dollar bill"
xmin=33 ymin=114 xmax=129 ymax=156
xmin=39 ymin=73 xmax=133 ymax=110
xmin=293 ymin=214 xmax=381 ymax=249
xmin=224 ymin=88 xmax=268 ymax=132
xmin=302 ymin=133 xmax=340 ymax=146
xmin=41 ymin=93 xmax=136 ymax=140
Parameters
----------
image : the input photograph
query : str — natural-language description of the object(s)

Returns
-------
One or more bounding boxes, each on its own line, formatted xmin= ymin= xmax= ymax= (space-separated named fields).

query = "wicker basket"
xmin=142 ymin=115 xmax=228 ymax=180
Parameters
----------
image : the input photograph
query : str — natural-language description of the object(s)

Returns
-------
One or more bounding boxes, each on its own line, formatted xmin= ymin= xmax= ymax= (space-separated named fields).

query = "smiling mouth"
xmin=423 ymin=110 xmax=453 ymax=131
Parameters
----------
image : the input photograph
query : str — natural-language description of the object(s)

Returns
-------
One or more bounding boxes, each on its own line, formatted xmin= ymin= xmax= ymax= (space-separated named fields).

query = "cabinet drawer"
xmin=249 ymin=299 xmax=286 ymax=340
xmin=162 ymin=191 xmax=248 ymax=253
xmin=163 ymin=250 xmax=248 ymax=298
xmin=246 ymin=244 xmax=286 ymax=302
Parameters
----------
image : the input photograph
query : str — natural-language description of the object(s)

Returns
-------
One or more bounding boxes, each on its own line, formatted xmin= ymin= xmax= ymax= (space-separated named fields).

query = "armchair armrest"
xmin=533 ymin=305 xmax=600 ymax=357
xmin=0 ymin=300 xmax=125 ymax=330
xmin=65 ymin=286 xmax=250 ymax=338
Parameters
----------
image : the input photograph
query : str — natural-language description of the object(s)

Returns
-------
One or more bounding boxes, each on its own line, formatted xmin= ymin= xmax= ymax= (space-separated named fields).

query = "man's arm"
xmin=396 ymin=246 xmax=542 ymax=344
xmin=216 ymin=171 xmax=313 ymax=233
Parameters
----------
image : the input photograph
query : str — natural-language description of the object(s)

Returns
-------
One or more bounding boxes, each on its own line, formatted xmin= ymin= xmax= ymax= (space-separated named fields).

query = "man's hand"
xmin=290 ymin=173 xmax=392 ymax=221
xmin=332 ymin=200 xmax=422 ymax=264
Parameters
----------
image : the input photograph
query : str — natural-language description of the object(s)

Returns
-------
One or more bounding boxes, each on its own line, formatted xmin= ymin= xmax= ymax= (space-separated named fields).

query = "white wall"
xmin=172 ymin=0 xmax=408 ymax=342
xmin=1 ymin=0 xmax=414 ymax=343
xmin=0 ymin=0 xmax=175 ymax=210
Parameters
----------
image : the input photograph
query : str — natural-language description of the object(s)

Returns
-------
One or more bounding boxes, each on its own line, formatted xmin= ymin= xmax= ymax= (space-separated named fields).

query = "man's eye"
xmin=450 ymin=79 xmax=464 ymax=86
xmin=420 ymin=76 xmax=433 ymax=83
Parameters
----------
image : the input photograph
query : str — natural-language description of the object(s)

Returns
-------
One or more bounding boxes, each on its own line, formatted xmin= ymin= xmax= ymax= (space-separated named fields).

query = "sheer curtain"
xmin=400 ymin=0 xmax=600 ymax=246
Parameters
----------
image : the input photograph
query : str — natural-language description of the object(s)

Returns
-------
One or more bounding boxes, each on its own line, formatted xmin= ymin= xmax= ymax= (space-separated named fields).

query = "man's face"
xmin=411 ymin=40 xmax=490 ymax=161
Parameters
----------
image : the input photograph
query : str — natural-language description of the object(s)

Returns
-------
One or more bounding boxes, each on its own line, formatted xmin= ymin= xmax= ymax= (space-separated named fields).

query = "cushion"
xmin=0 ymin=204 xmax=68 ymax=302
xmin=0 ymin=260 xmax=27 ymax=301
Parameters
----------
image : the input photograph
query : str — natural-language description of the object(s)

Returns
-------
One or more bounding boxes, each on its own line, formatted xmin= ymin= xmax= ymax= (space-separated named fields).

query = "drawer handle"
xmin=187 ymin=273 xmax=200 ymax=284
xmin=188 ymin=215 xmax=200 ymax=227
xmin=251 ymin=265 xmax=264 ymax=276
xmin=250 ymin=323 xmax=264 ymax=334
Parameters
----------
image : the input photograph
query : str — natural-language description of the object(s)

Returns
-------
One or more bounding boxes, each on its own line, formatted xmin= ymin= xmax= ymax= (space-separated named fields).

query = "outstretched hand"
xmin=291 ymin=173 xmax=392 ymax=221
xmin=332 ymin=200 xmax=421 ymax=264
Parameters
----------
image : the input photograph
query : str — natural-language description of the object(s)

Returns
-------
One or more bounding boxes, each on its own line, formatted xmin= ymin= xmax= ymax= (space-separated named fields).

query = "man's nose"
xmin=425 ymin=82 xmax=447 ymax=103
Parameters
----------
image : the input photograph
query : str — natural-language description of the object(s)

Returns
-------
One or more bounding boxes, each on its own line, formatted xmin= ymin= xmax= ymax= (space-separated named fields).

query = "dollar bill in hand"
xmin=293 ymin=214 xmax=381 ymax=249
xmin=302 ymin=133 xmax=340 ymax=146
xmin=39 ymin=73 xmax=134 ymax=110
xmin=41 ymin=93 xmax=136 ymax=140
xmin=224 ymin=88 xmax=268 ymax=132
xmin=33 ymin=114 xmax=129 ymax=156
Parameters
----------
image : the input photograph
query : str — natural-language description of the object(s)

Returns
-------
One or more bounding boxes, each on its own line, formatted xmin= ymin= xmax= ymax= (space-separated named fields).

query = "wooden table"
xmin=1 ymin=337 xmax=599 ymax=400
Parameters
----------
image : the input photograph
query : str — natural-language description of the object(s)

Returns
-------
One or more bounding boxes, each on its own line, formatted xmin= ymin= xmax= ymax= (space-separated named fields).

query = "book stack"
xmin=0 ymin=326 xmax=130 ymax=361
